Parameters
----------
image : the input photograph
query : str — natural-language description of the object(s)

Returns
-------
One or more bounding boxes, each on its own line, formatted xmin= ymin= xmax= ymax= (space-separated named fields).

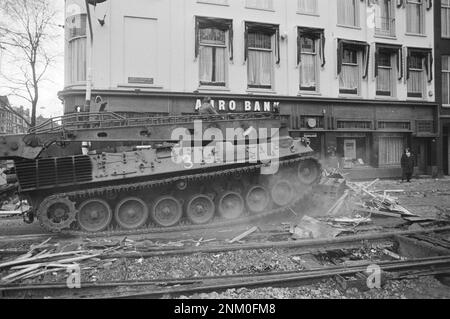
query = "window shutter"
xmin=398 ymin=47 xmax=403 ymax=80
xmin=363 ymin=44 xmax=370 ymax=79
xmin=297 ymin=29 xmax=301 ymax=66
xmin=320 ymin=32 xmax=326 ymax=67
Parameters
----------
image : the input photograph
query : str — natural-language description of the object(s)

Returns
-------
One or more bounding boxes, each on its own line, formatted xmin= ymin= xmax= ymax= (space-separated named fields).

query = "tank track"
xmin=35 ymin=156 xmax=320 ymax=237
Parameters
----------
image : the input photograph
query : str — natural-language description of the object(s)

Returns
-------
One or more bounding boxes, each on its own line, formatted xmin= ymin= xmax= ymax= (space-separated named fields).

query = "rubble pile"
xmin=289 ymin=174 xmax=450 ymax=240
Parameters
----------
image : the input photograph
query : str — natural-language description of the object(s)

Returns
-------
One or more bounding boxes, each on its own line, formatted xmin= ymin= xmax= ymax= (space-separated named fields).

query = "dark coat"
xmin=401 ymin=154 xmax=414 ymax=174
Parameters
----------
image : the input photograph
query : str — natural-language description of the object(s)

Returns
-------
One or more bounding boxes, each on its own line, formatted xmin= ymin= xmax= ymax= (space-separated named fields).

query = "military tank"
xmin=0 ymin=111 xmax=322 ymax=234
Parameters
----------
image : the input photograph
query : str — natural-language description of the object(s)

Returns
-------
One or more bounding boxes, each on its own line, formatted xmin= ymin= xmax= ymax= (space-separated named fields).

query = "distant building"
xmin=0 ymin=96 xmax=30 ymax=134
xmin=435 ymin=0 xmax=450 ymax=175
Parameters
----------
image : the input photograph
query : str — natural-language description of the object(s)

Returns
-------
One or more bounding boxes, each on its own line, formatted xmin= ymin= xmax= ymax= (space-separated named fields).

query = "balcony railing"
xmin=374 ymin=16 xmax=396 ymax=37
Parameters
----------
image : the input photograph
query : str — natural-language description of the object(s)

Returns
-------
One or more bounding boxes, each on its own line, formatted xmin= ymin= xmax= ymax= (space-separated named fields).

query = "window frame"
xmin=299 ymin=35 xmax=319 ymax=93
xmin=245 ymin=0 xmax=274 ymax=11
xmin=66 ymin=13 xmax=87 ymax=85
xmin=374 ymin=0 xmax=396 ymax=37
xmin=247 ymin=31 xmax=274 ymax=90
xmin=297 ymin=0 xmax=318 ymax=15
xmin=198 ymin=27 xmax=229 ymax=87
xmin=376 ymin=50 xmax=396 ymax=97
xmin=245 ymin=22 xmax=279 ymax=91
xmin=197 ymin=0 xmax=229 ymax=6
xmin=339 ymin=47 xmax=361 ymax=95
xmin=442 ymin=0 xmax=450 ymax=38
xmin=406 ymin=0 xmax=425 ymax=35
xmin=337 ymin=0 xmax=360 ymax=28
xmin=443 ymin=55 xmax=450 ymax=106
xmin=407 ymin=53 xmax=426 ymax=98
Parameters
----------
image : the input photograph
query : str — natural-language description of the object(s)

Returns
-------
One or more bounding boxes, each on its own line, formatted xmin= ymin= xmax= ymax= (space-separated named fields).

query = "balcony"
xmin=374 ymin=16 xmax=395 ymax=37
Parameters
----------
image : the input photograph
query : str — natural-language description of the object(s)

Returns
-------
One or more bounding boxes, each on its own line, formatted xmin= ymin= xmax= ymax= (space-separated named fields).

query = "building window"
xmin=379 ymin=136 xmax=405 ymax=166
xmin=340 ymin=49 xmax=359 ymax=94
xmin=443 ymin=0 xmax=450 ymax=38
xmin=337 ymin=0 xmax=359 ymax=27
xmin=407 ymin=53 xmax=425 ymax=98
xmin=199 ymin=28 xmax=227 ymax=86
xmin=375 ymin=44 xmax=403 ymax=98
xmin=298 ymin=28 xmax=325 ymax=93
xmin=376 ymin=51 xmax=395 ymax=96
xmin=197 ymin=0 xmax=228 ymax=5
xmin=375 ymin=0 xmax=395 ymax=37
xmin=245 ymin=0 xmax=273 ymax=10
xmin=298 ymin=0 xmax=318 ymax=14
xmin=443 ymin=56 xmax=450 ymax=106
xmin=66 ymin=14 xmax=87 ymax=84
xmin=407 ymin=49 xmax=432 ymax=98
xmin=406 ymin=0 xmax=425 ymax=34
xmin=337 ymin=40 xmax=369 ymax=95
xmin=195 ymin=17 xmax=233 ymax=87
xmin=299 ymin=37 xmax=318 ymax=92
xmin=245 ymin=23 xmax=279 ymax=90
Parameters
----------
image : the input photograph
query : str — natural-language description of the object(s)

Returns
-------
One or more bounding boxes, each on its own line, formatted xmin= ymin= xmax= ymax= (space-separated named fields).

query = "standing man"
xmin=401 ymin=148 xmax=415 ymax=183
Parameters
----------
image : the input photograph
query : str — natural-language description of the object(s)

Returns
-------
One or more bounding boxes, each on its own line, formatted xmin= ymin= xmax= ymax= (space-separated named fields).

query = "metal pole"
xmin=84 ymin=0 xmax=94 ymax=113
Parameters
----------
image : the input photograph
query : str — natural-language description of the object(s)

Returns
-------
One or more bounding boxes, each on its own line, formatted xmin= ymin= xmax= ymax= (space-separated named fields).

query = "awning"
xmin=244 ymin=22 xmax=280 ymax=64
xmin=374 ymin=43 xmax=403 ymax=80
xmin=337 ymin=39 xmax=370 ymax=79
xmin=406 ymin=47 xmax=433 ymax=82
xmin=297 ymin=27 xmax=325 ymax=67
xmin=195 ymin=16 xmax=234 ymax=61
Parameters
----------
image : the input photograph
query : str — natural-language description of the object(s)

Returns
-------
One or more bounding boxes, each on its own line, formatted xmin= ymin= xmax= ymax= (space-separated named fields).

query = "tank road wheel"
xmin=186 ymin=194 xmax=215 ymax=225
xmin=114 ymin=197 xmax=149 ymax=230
xmin=77 ymin=199 xmax=113 ymax=232
xmin=218 ymin=191 xmax=245 ymax=220
xmin=37 ymin=196 xmax=77 ymax=233
xmin=298 ymin=160 xmax=321 ymax=185
xmin=152 ymin=196 xmax=183 ymax=227
xmin=271 ymin=179 xmax=295 ymax=207
xmin=245 ymin=185 xmax=270 ymax=214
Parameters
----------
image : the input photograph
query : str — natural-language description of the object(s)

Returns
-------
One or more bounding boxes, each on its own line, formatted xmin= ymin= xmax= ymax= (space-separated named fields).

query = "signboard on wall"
xmin=194 ymin=99 xmax=280 ymax=113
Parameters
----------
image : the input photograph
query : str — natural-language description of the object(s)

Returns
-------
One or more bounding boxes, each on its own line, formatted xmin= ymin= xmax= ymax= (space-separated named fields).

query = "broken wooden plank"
xmin=0 ymin=250 xmax=89 ymax=269
xmin=229 ymin=227 xmax=259 ymax=244
xmin=325 ymin=191 xmax=349 ymax=215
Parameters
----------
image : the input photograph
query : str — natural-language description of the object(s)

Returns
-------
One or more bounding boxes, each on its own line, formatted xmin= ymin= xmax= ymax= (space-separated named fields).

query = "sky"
xmin=0 ymin=0 xmax=65 ymax=119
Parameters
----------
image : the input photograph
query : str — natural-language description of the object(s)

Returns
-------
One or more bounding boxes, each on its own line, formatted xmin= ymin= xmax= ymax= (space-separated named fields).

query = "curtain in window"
xmin=298 ymin=0 xmax=317 ymax=13
xmin=340 ymin=65 xmax=359 ymax=92
xmin=408 ymin=70 xmax=424 ymax=96
xmin=379 ymin=137 xmax=404 ymax=166
xmin=300 ymin=54 xmax=316 ymax=89
xmin=69 ymin=37 xmax=87 ymax=83
xmin=338 ymin=0 xmax=357 ymax=26
xmin=248 ymin=50 xmax=272 ymax=87
xmin=377 ymin=68 xmax=391 ymax=93
xmin=406 ymin=0 xmax=423 ymax=33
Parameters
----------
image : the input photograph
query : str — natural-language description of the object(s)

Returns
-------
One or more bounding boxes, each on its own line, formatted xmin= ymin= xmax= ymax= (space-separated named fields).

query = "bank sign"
xmin=195 ymin=99 xmax=280 ymax=113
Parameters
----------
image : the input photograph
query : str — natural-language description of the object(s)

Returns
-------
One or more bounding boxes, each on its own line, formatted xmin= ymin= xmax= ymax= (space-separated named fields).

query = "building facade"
xmin=61 ymin=0 xmax=439 ymax=177
xmin=0 ymin=96 xmax=30 ymax=134
xmin=436 ymin=0 xmax=450 ymax=175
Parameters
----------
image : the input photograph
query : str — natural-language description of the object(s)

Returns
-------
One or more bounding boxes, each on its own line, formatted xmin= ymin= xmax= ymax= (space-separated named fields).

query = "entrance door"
xmin=415 ymin=139 xmax=430 ymax=174
xmin=344 ymin=140 xmax=357 ymax=159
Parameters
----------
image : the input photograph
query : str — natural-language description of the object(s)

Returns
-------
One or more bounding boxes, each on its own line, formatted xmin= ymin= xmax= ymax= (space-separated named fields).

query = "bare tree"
xmin=0 ymin=0 xmax=60 ymax=127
